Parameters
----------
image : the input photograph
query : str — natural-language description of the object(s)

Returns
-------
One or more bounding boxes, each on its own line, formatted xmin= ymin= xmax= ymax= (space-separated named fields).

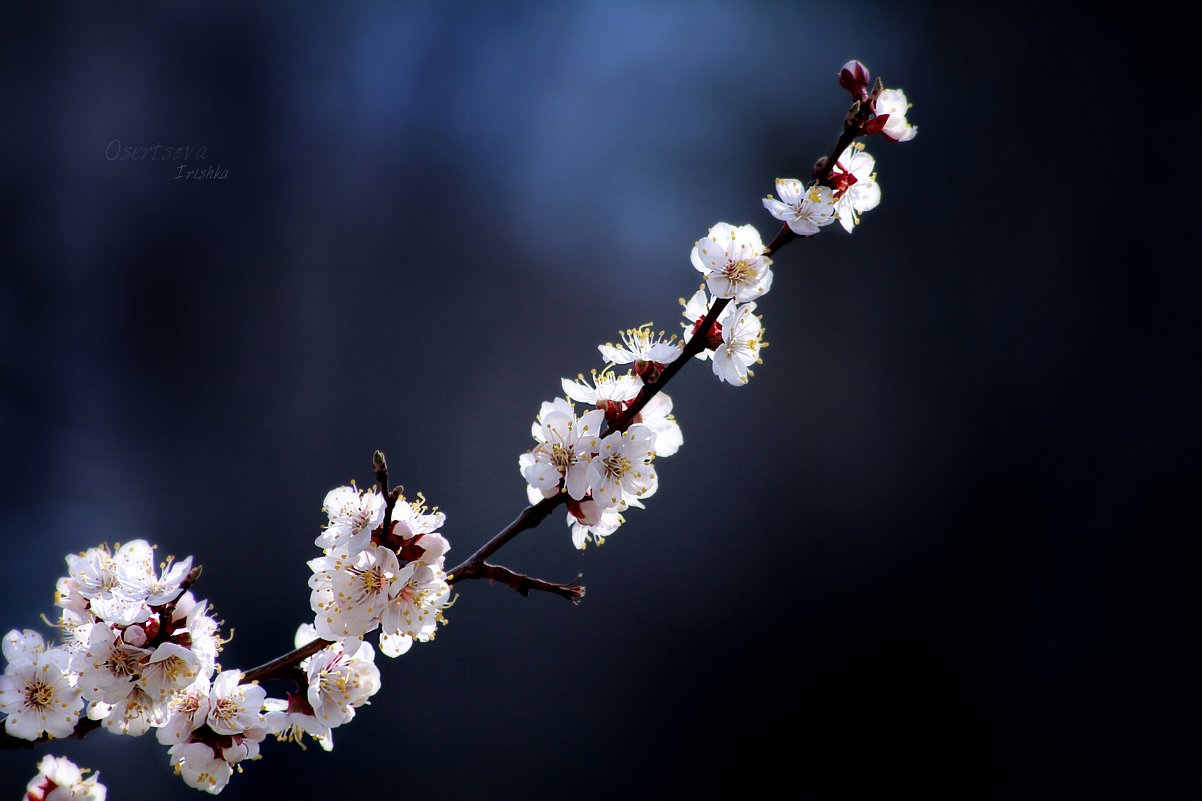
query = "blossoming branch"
xmin=0 ymin=60 xmax=916 ymax=796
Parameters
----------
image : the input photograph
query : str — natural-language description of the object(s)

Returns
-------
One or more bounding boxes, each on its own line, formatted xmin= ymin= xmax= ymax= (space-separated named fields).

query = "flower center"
xmin=602 ymin=454 xmax=632 ymax=481
xmin=724 ymin=259 xmax=754 ymax=283
xmin=211 ymin=696 xmax=241 ymax=726
xmin=550 ymin=443 xmax=575 ymax=471
xmin=109 ymin=647 xmax=145 ymax=678
xmin=356 ymin=567 xmax=389 ymax=595
xmin=25 ymin=680 xmax=54 ymax=709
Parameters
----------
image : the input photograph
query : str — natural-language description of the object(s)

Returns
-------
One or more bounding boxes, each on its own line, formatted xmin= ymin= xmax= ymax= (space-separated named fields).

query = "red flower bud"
xmin=838 ymin=60 xmax=871 ymax=101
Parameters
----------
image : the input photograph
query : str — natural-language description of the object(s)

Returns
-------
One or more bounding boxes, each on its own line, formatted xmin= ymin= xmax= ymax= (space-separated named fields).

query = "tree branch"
xmin=475 ymin=562 xmax=585 ymax=604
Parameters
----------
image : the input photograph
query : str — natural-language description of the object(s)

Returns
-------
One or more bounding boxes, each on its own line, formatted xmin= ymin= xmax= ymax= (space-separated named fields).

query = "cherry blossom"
xmin=690 ymin=222 xmax=774 ymax=302
xmin=521 ymin=401 xmax=604 ymax=500
xmin=633 ymin=392 xmax=683 ymax=457
xmin=566 ymin=497 xmax=625 ymax=550
xmin=874 ymin=87 xmax=918 ymax=142
xmin=712 ymin=302 xmax=766 ymax=386
xmin=562 ymin=369 xmax=644 ymax=418
xmin=829 ymin=144 xmax=881 ymax=233
xmin=599 ymin=325 xmax=683 ymax=381
xmin=379 ymin=560 xmax=451 ymax=658
xmin=586 ymin=425 xmax=659 ymax=509
xmin=169 ymin=741 xmax=234 ymax=795
xmin=762 ymin=179 xmax=837 ymax=236
xmin=308 ymin=546 xmax=399 ymax=643
xmin=317 ymin=484 xmax=386 ymax=555
xmin=0 ymin=645 xmax=82 ymax=740
xmin=25 ymin=754 xmax=106 ymax=801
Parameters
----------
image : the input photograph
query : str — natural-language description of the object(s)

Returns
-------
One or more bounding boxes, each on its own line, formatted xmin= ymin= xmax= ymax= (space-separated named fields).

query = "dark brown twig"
xmin=476 ymin=563 xmax=586 ymax=604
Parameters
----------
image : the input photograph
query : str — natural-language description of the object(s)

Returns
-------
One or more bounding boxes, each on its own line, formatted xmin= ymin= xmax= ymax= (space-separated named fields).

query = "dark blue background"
xmin=2 ymin=2 xmax=1197 ymax=799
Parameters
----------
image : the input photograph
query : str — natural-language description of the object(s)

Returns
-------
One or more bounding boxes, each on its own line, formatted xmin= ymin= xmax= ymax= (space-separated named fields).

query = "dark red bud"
xmin=838 ymin=60 xmax=871 ymax=101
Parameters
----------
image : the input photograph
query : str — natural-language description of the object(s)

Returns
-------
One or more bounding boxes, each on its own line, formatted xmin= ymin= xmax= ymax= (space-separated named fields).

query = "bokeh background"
xmin=1 ymin=2 xmax=1197 ymax=799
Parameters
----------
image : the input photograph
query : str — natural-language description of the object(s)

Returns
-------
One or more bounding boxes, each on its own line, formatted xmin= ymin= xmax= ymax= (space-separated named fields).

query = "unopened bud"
xmin=838 ymin=59 xmax=871 ymax=100
xmin=373 ymin=450 xmax=388 ymax=471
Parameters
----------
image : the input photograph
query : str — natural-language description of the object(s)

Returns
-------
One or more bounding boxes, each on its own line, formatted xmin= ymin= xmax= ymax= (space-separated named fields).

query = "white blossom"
xmin=267 ymin=625 xmax=382 ymax=742
xmin=562 ymin=370 xmax=644 ymax=414
xmin=72 ymin=622 xmax=148 ymax=705
xmin=566 ymin=498 xmax=625 ymax=550
xmin=88 ymin=592 xmax=152 ymax=628
xmin=690 ymin=222 xmax=774 ymax=302
xmin=139 ymin=641 xmax=202 ymax=704
xmin=830 ymin=144 xmax=881 ymax=233
xmin=93 ymin=684 xmax=163 ymax=736
xmin=520 ymin=402 xmax=604 ymax=500
xmin=598 ymin=326 xmax=683 ymax=370
xmin=0 ymin=646 xmax=82 ymax=740
xmin=308 ymin=546 xmax=398 ymax=642
xmin=875 ymin=87 xmax=918 ymax=142
xmin=634 ymin=392 xmax=682 ymax=457
xmin=53 ymin=577 xmax=90 ymax=630
xmin=205 ymin=669 xmax=265 ymax=736
xmin=25 ymin=754 xmax=106 ymax=801
xmin=317 ymin=484 xmax=386 ymax=555
xmin=172 ymin=592 xmax=222 ymax=680
xmin=73 ymin=541 xmax=154 ymax=596
xmin=155 ymin=673 xmax=211 ymax=746
xmin=388 ymin=493 xmax=446 ymax=542
xmin=585 ymin=425 xmax=658 ymax=509
xmin=264 ymin=696 xmax=333 ymax=752
xmin=119 ymin=554 xmax=193 ymax=607
xmin=306 ymin=641 xmax=380 ymax=718
xmin=763 ymin=179 xmax=837 ymax=236
xmin=164 ymin=671 xmax=266 ymax=792
xmin=379 ymin=561 xmax=451 ymax=658
xmin=169 ymin=741 xmax=233 ymax=795
xmin=712 ymin=302 xmax=766 ymax=386
xmin=2 ymin=629 xmax=46 ymax=668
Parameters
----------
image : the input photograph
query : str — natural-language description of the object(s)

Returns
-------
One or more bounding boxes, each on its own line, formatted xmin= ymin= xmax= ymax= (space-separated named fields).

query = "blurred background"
xmin=1 ymin=2 xmax=1197 ymax=799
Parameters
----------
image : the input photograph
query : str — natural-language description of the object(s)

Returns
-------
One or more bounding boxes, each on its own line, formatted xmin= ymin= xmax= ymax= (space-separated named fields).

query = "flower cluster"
xmin=0 ymin=489 xmax=420 ymax=795
xmin=0 ymin=541 xmax=216 ymax=743
xmin=837 ymin=58 xmax=919 ymax=143
xmin=25 ymin=754 xmax=106 ymax=801
xmin=308 ymin=484 xmax=452 ymax=658
xmin=520 ymin=60 xmax=915 ymax=549
xmin=521 ymin=378 xmax=670 ymax=549
xmin=264 ymin=624 xmax=380 ymax=751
